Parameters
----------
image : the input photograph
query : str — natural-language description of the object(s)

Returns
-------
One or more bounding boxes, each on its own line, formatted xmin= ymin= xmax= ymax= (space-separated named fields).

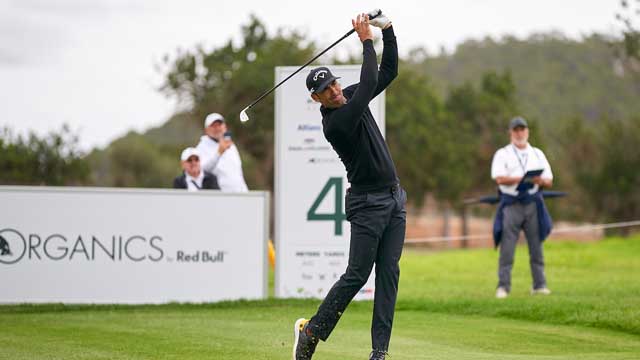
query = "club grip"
xmin=369 ymin=9 xmax=382 ymax=20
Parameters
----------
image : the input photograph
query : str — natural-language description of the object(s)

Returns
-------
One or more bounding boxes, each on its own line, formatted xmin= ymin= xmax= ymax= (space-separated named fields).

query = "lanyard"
xmin=511 ymin=145 xmax=528 ymax=173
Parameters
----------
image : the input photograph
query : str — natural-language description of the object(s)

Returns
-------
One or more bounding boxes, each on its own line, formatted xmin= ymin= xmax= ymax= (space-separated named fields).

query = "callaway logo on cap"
xmin=306 ymin=66 xmax=340 ymax=94
xmin=313 ymin=70 xmax=328 ymax=81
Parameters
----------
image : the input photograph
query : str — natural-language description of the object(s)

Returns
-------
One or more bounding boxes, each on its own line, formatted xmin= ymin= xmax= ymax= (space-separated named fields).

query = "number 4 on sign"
xmin=307 ymin=177 xmax=347 ymax=235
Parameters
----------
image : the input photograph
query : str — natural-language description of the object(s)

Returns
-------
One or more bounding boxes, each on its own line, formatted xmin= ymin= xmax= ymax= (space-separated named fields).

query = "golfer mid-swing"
xmin=293 ymin=10 xmax=406 ymax=360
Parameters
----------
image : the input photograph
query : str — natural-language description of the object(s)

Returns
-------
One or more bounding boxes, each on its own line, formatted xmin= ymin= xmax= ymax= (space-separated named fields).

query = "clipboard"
xmin=516 ymin=169 xmax=544 ymax=192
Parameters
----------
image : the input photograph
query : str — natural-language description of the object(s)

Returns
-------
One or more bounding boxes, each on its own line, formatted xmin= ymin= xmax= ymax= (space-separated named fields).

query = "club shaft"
xmin=244 ymin=11 xmax=381 ymax=111
xmin=245 ymin=29 xmax=355 ymax=110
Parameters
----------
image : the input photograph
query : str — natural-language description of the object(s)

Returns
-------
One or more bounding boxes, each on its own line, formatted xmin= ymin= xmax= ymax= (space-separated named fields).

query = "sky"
xmin=0 ymin=0 xmax=626 ymax=151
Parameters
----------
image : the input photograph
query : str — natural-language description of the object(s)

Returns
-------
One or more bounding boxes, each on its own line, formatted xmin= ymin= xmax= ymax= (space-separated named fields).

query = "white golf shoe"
xmin=495 ymin=287 xmax=509 ymax=299
xmin=531 ymin=287 xmax=552 ymax=295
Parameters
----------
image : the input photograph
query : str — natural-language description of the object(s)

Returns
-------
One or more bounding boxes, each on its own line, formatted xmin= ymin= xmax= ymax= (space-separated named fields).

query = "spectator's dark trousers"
xmin=498 ymin=201 xmax=547 ymax=291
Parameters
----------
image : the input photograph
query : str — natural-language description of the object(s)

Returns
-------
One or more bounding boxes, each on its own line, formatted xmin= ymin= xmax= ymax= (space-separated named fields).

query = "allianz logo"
xmin=297 ymin=124 xmax=321 ymax=132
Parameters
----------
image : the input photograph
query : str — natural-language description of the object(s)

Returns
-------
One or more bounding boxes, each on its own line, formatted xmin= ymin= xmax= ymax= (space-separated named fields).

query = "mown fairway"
xmin=1 ymin=237 xmax=639 ymax=359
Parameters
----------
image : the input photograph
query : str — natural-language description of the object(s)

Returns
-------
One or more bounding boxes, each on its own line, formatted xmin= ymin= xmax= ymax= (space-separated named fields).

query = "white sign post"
xmin=0 ymin=186 xmax=269 ymax=304
xmin=274 ymin=65 xmax=385 ymax=299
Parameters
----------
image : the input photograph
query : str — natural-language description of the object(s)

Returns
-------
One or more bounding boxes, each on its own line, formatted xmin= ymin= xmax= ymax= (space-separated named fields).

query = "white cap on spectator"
xmin=180 ymin=147 xmax=200 ymax=161
xmin=204 ymin=113 xmax=225 ymax=128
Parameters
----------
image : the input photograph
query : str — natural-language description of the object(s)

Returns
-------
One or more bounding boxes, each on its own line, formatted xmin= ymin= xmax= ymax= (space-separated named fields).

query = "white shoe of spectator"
xmin=531 ymin=287 xmax=552 ymax=295
xmin=495 ymin=287 xmax=508 ymax=299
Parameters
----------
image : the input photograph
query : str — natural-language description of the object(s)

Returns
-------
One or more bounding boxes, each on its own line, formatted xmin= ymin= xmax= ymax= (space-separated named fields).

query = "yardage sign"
xmin=274 ymin=65 xmax=385 ymax=299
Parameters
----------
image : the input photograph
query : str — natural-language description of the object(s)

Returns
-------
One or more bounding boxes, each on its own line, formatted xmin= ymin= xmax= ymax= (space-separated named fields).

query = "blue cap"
xmin=509 ymin=116 xmax=528 ymax=130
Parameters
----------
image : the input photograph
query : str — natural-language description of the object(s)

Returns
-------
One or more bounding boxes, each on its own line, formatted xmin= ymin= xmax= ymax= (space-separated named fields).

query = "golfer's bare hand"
xmin=217 ymin=138 xmax=232 ymax=155
xmin=352 ymin=13 xmax=373 ymax=42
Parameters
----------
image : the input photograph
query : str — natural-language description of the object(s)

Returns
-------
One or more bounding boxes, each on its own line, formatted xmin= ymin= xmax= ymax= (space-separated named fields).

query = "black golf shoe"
xmin=293 ymin=318 xmax=318 ymax=360
xmin=369 ymin=350 xmax=388 ymax=360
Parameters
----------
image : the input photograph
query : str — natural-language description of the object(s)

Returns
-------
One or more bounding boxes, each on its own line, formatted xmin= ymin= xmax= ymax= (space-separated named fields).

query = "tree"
xmin=558 ymin=116 xmax=640 ymax=234
xmin=616 ymin=0 xmax=640 ymax=61
xmin=89 ymin=132 xmax=178 ymax=188
xmin=0 ymin=125 xmax=89 ymax=186
xmin=443 ymin=70 xmax=547 ymax=199
xmin=159 ymin=15 xmax=317 ymax=190
xmin=385 ymin=63 xmax=444 ymax=206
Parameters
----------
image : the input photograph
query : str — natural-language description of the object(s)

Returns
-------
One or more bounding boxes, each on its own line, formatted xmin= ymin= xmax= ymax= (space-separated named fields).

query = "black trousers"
xmin=309 ymin=185 xmax=406 ymax=351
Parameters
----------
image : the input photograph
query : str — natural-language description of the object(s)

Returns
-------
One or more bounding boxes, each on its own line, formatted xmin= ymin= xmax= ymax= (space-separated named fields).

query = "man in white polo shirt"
xmin=491 ymin=116 xmax=553 ymax=299
xmin=196 ymin=112 xmax=248 ymax=192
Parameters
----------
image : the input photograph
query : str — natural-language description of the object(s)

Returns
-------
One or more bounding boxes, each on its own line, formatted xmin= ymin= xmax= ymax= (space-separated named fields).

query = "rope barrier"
xmin=405 ymin=220 xmax=640 ymax=244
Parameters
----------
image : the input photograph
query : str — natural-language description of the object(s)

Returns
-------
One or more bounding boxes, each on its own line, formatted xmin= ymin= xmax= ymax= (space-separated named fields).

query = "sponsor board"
xmin=0 ymin=187 xmax=269 ymax=304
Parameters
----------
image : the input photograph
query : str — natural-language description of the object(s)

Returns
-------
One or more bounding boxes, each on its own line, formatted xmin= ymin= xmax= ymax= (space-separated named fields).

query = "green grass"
xmin=1 ymin=237 xmax=639 ymax=359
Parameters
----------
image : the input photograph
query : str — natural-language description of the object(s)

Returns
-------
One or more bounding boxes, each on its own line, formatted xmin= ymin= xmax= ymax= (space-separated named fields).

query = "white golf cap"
xmin=180 ymin=147 xmax=200 ymax=161
xmin=204 ymin=112 xmax=225 ymax=128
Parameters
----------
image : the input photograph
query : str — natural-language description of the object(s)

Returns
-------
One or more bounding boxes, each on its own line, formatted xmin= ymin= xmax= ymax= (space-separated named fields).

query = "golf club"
xmin=239 ymin=10 xmax=382 ymax=122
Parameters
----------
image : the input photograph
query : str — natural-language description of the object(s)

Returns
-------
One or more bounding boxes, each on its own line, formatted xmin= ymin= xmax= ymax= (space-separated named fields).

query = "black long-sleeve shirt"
xmin=320 ymin=27 xmax=399 ymax=192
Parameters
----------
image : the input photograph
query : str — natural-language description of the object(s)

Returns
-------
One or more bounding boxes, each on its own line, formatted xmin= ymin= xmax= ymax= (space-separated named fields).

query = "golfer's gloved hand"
xmin=367 ymin=9 xmax=391 ymax=29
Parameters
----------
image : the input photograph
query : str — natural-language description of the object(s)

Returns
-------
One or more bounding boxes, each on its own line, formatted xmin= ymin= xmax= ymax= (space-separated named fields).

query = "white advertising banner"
xmin=0 ymin=186 xmax=269 ymax=304
xmin=275 ymin=65 xmax=385 ymax=299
